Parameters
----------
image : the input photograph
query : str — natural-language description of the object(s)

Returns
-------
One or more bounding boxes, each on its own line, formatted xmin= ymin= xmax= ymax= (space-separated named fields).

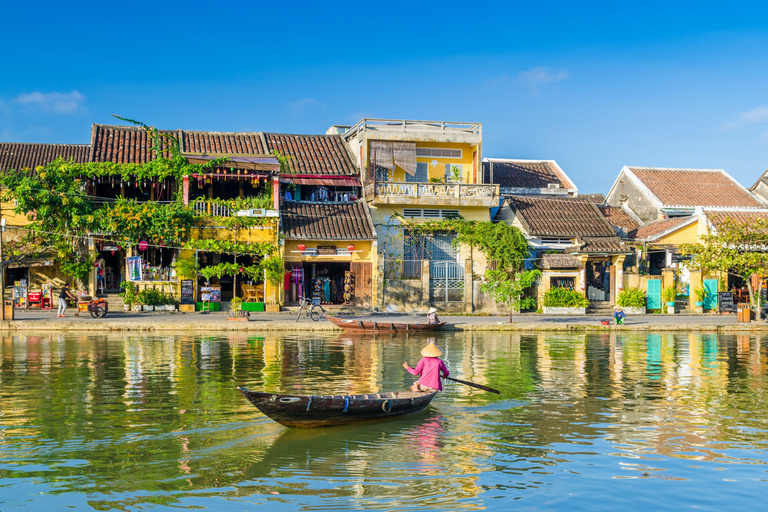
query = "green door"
xmin=647 ymin=279 xmax=661 ymax=310
xmin=704 ymin=279 xmax=718 ymax=310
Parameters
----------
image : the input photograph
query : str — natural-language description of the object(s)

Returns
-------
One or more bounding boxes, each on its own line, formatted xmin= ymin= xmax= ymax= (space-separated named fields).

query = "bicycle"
xmin=296 ymin=297 xmax=324 ymax=322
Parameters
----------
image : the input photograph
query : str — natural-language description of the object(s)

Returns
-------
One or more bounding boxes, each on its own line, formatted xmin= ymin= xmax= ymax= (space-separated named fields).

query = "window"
xmin=445 ymin=164 xmax=463 ymax=183
xmin=402 ymin=208 xmax=460 ymax=219
xmin=416 ymin=147 xmax=462 ymax=158
xmin=406 ymin=162 xmax=428 ymax=183
xmin=375 ymin=165 xmax=390 ymax=182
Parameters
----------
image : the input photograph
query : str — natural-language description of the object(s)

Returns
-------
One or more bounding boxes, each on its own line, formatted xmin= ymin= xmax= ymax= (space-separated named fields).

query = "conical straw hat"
xmin=421 ymin=342 xmax=444 ymax=357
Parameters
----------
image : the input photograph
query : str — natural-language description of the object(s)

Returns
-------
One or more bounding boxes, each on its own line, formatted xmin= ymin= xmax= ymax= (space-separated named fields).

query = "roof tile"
xmin=484 ymin=159 xmax=575 ymax=190
xmin=507 ymin=195 xmax=616 ymax=237
xmin=281 ymin=200 xmax=375 ymax=240
xmin=0 ymin=142 xmax=90 ymax=172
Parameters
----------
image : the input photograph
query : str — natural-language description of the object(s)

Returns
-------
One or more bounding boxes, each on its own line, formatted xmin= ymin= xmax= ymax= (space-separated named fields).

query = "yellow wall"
xmin=190 ymin=219 xmax=278 ymax=243
xmin=384 ymin=142 xmax=479 ymax=184
xmin=283 ymin=240 xmax=374 ymax=263
xmin=655 ymin=220 xmax=700 ymax=245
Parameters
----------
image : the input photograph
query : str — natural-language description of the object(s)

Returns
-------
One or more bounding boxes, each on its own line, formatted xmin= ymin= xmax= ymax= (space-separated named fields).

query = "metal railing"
xmin=383 ymin=259 xmax=423 ymax=280
xmin=346 ymin=118 xmax=482 ymax=137
xmin=194 ymin=201 xmax=231 ymax=217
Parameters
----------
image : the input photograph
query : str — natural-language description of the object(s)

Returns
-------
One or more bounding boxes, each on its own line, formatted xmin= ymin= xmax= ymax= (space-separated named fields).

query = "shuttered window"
xmin=406 ymin=162 xmax=429 ymax=182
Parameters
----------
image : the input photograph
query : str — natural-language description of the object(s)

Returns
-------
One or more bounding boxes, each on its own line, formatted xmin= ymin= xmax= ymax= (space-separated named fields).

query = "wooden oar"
xmin=443 ymin=376 xmax=501 ymax=394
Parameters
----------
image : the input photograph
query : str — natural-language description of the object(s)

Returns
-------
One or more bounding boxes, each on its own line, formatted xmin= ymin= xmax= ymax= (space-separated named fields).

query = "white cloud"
xmin=11 ymin=90 xmax=87 ymax=114
xmin=515 ymin=67 xmax=569 ymax=92
xmin=721 ymin=105 xmax=768 ymax=130
xmin=287 ymin=98 xmax=323 ymax=115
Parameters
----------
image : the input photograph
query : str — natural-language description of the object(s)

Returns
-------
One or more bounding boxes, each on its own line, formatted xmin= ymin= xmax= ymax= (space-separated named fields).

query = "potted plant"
xmin=119 ymin=281 xmax=137 ymax=312
xmin=542 ymin=287 xmax=590 ymax=314
xmin=229 ymin=296 xmax=242 ymax=312
xmin=163 ymin=291 xmax=178 ymax=311
xmin=663 ymin=285 xmax=677 ymax=313
xmin=693 ymin=286 xmax=708 ymax=307
xmin=616 ymin=287 xmax=646 ymax=315
xmin=262 ymin=257 xmax=285 ymax=312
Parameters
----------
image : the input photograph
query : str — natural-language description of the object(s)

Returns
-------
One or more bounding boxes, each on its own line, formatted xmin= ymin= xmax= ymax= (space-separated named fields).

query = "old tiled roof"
xmin=627 ymin=215 xmax=697 ymax=241
xmin=508 ymin=196 xmax=616 ymax=237
xmin=598 ymin=205 xmax=640 ymax=232
xmin=91 ymin=125 xmax=358 ymax=176
xmin=90 ymin=124 xmax=178 ymax=163
xmin=565 ymin=236 xmax=629 ymax=254
xmin=265 ymin=133 xmax=357 ymax=176
xmin=704 ymin=209 xmax=768 ymax=228
xmin=540 ymin=253 xmax=580 ymax=269
xmin=575 ymin=193 xmax=605 ymax=203
xmin=483 ymin=159 xmax=576 ymax=190
xmin=182 ymin=131 xmax=267 ymax=155
xmin=281 ymin=200 xmax=375 ymax=240
xmin=628 ymin=166 xmax=762 ymax=208
xmin=0 ymin=142 xmax=90 ymax=172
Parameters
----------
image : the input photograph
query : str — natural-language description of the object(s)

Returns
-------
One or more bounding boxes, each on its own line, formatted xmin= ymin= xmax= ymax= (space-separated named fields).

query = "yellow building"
xmin=342 ymin=119 xmax=499 ymax=312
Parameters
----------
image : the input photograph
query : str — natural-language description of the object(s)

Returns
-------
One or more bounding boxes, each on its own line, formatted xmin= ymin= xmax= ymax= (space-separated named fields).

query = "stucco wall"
xmin=606 ymin=171 xmax=659 ymax=224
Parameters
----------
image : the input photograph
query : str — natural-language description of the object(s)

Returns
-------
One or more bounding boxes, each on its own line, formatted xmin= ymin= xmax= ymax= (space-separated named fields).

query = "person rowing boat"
xmin=402 ymin=340 xmax=450 ymax=393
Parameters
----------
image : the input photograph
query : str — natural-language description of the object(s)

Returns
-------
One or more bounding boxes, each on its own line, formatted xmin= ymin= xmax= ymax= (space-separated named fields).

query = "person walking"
xmin=403 ymin=340 xmax=449 ymax=393
xmin=58 ymin=285 xmax=76 ymax=317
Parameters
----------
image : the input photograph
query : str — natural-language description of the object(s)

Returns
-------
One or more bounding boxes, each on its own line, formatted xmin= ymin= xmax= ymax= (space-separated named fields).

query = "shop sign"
xmin=180 ymin=279 xmax=194 ymax=305
xmin=103 ymin=245 xmax=118 ymax=252
xmin=317 ymin=245 xmax=337 ymax=255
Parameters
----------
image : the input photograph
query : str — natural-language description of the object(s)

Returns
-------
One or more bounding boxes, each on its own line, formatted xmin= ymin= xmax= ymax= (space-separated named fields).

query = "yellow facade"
xmin=386 ymin=142 xmax=480 ymax=184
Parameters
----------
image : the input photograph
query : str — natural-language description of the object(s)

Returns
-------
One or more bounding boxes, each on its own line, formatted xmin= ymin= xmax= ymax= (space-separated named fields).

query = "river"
xmin=1 ymin=331 xmax=767 ymax=510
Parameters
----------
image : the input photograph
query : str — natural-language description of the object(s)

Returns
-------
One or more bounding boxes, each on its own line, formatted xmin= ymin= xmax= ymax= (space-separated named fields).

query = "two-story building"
xmin=342 ymin=119 xmax=499 ymax=312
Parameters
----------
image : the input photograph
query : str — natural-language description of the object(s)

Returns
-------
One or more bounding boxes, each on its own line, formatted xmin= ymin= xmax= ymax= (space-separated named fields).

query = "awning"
xmin=280 ymin=177 xmax=361 ymax=187
xmin=184 ymin=153 xmax=280 ymax=172
xmin=4 ymin=255 xmax=55 ymax=269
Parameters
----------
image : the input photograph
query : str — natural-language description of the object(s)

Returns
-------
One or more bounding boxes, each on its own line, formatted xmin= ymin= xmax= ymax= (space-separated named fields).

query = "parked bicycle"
xmin=296 ymin=297 xmax=324 ymax=322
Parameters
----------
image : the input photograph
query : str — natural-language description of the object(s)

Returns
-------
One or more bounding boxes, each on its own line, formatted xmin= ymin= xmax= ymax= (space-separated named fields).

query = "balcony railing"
xmin=193 ymin=201 xmax=278 ymax=218
xmin=375 ymin=182 xmax=497 ymax=199
xmin=347 ymin=118 xmax=482 ymax=137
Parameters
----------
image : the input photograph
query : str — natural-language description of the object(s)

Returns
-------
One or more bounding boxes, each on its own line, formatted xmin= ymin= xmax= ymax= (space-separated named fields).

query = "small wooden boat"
xmin=238 ymin=387 xmax=438 ymax=428
xmin=325 ymin=314 xmax=445 ymax=333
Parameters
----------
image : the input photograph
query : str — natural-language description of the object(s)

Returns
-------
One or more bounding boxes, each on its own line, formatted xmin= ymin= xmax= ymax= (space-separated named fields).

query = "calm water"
xmin=1 ymin=331 xmax=768 ymax=511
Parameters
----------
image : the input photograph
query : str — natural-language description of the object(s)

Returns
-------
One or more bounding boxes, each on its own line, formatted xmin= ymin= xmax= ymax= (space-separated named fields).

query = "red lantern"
xmin=139 ymin=240 xmax=148 ymax=251
xmin=297 ymin=243 xmax=307 ymax=252
xmin=347 ymin=244 xmax=355 ymax=253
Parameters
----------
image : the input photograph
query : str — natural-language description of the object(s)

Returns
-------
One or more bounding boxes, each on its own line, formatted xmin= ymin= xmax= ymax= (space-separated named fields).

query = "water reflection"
xmin=1 ymin=332 xmax=768 ymax=510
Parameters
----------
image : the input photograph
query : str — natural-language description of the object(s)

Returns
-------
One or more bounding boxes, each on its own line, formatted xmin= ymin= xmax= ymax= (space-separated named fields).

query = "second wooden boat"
xmin=238 ymin=387 xmax=438 ymax=428
xmin=325 ymin=314 xmax=445 ymax=333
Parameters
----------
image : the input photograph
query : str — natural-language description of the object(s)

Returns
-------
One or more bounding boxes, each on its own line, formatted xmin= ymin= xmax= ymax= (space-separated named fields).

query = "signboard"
xmin=127 ymin=256 xmax=143 ymax=282
xmin=718 ymin=292 xmax=735 ymax=313
xmin=180 ymin=279 xmax=194 ymax=305
xmin=317 ymin=245 xmax=337 ymax=255
xmin=200 ymin=286 xmax=221 ymax=303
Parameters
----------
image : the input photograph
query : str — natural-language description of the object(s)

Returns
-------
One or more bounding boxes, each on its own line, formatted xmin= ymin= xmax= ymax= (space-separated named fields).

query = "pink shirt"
xmin=407 ymin=357 xmax=449 ymax=390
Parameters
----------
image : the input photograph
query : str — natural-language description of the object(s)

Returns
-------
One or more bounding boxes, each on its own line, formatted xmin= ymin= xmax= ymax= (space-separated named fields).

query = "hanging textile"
xmin=393 ymin=141 xmax=417 ymax=176
xmin=370 ymin=141 xmax=394 ymax=170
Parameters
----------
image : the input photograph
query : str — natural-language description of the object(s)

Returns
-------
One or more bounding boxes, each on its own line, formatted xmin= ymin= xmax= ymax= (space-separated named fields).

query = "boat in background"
xmin=238 ymin=387 xmax=437 ymax=428
xmin=325 ymin=314 xmax=445 ymax=333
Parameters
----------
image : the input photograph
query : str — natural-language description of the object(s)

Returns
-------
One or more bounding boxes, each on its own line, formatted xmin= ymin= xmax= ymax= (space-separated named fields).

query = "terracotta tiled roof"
xmin=90 ymin=124 xmax=178 ymax=163
xmin=507 ymin=196 xmax=616 ymax=237
xmin=598 ymin=205 xmax=640 ymax=232
xmin=484 ymin=159 xmax=576 ymax=190
xmin=565 ymin=236 xmax=629 ymax=254
xmin=91 ymin=125 xmax=358 ymax=176
xmin=281 ymin=200 xmax=375 ymax=240
xmin=575 ymin=193 xmax=605 ymax=203
xmin=627 ymin=216 xmax=697 ymax=241
xmin=0 ymin=142 xmax=90 ymax=172
xmin=704 ymin=209 xmax=768 ymax=228
xmin=628 ymin=166 xmax=762 ymax=208
xmin=265 ymin=133 xmax=357 ymax=176
xmin=540 ymin=253 xmax=580 ymax=269
xmin=182 ymin=131 xmax=267 ymax=155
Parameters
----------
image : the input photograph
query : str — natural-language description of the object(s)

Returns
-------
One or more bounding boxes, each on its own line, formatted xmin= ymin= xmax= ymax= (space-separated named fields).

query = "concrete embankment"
xmin=1 ymin=310 xmax=765 ymax=333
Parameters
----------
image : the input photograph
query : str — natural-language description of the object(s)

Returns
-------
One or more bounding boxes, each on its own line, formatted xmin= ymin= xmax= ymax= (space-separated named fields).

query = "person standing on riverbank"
xmin=58 ymin=285 xmax=76 ymax=317
xmin=403 ymin=340 xmax=449 ymax=392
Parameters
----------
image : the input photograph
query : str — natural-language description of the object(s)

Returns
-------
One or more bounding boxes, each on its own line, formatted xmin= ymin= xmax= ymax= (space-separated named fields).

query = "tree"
xmin=680 ymin=216 xmax=768 ymax=318
xmin=481 ymin=269 xmax=541 ymax=322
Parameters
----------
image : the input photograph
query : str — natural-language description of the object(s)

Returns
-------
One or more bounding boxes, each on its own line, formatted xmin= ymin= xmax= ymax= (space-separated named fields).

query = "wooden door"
xmin=350 ymin=262 xmax=372 ymax=307
xmin=647 ymin=279 xmax=661 ymax=310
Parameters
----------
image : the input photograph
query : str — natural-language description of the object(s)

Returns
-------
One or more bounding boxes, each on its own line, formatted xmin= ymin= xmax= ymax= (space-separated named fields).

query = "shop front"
xmin=284 ymin=240 xmax=374 ymax=308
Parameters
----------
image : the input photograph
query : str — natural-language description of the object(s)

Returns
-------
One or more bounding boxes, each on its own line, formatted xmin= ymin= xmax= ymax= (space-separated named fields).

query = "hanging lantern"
xmin=297 ymin=243 xmax=307 ymax=252
xmin=139 ymin=240 xmax=148 ymax=251
xmin=347 ymin=244 xmax=356 ymax=253
xmin=111 ymin=251 xmax=116 ymax=255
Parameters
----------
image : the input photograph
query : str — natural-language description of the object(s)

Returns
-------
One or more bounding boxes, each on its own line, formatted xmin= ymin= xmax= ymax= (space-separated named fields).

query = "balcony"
xmin=345 ymin=118 xmax=482 ymax=145
xmin=374 ymin=182 xmax=499 ymax=207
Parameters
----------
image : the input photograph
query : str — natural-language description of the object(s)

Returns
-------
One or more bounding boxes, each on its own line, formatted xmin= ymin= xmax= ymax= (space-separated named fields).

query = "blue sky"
xmin=2 ymin=1 xmax=768 ymax=193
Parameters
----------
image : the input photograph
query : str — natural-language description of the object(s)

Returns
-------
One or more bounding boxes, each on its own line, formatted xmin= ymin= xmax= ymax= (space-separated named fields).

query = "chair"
xmin=241 ymin=284 xmax=258 ymax=302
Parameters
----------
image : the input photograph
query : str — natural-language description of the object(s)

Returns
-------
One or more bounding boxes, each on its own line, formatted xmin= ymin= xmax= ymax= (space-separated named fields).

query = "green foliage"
xmin=137 ymin=287 xmax=165 ymax=306
xmin=184 ymin=239 xmax=278 ymax=257
xmin=59 ymin=253 xmax=95 ymax=284
xmin=693 ymin=286 xmax=709 ymax=302
xmin=119 ymin=281 xmax=138 ymax=306
xmin=429 ymin=177 xmax=442 ymax=183
xmin=173 ymin=257 xmax=199 ymax=280
xmin=481 ymin=269 xmax=541 ymax=322
xmin=681 ymin=216 xmax=768 ymax=312
xmin=270 ymin=150 xmax=294 ymax=173
xmin=229 ymin=296 xmax=242 ymax=311
xmin=162 ymin=291 xmax=178 ymax=306
xmin=662 ymin=285 xmax=677 ymax=303
xmin=99 ymin=199 xmax=195 ymax=245
xmin=261 ymin=256 xmax=285 ymax=286
xmin=199 ymin=263 xmax=261 ymax=282
xmin=542 ymin=287 xmax=590 ymax=308
xmin=450 ymin=165 xmax=462 ymax=182
xmin=616 ymin=287 xmax=647 ymax=308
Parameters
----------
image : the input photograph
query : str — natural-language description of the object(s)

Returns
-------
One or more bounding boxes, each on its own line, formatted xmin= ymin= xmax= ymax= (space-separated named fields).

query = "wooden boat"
xmin=325 ymin=314 xmax=445 ymax=333
xmin=238 ymin=387 xmax=438 ymax=428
